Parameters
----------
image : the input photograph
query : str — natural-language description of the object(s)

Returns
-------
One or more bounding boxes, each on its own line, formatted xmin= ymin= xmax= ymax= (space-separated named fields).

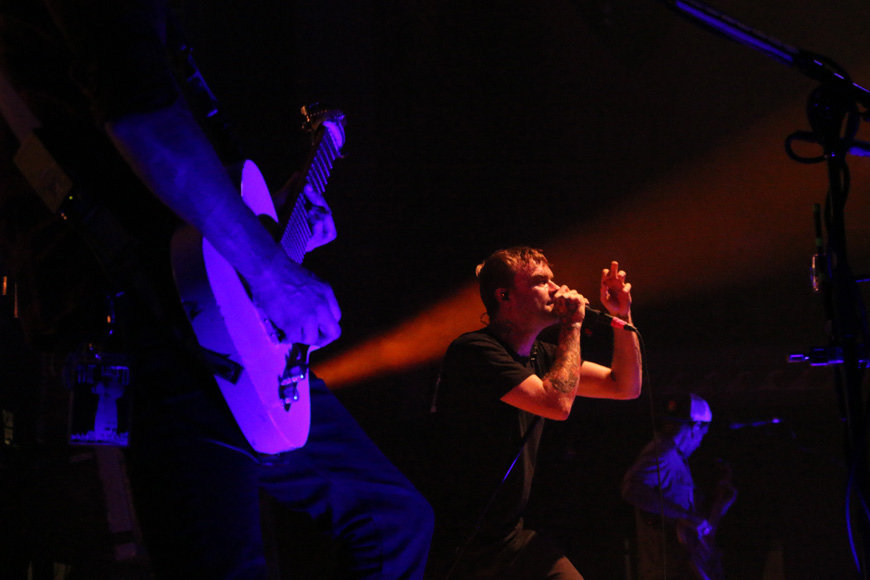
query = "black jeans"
xmin=127 ymin=375 xmax=433 ymax=579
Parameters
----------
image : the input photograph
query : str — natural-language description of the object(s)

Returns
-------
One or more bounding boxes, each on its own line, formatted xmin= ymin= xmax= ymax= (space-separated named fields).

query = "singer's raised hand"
xmin=601 ymin=261 xmax=632 ymax=318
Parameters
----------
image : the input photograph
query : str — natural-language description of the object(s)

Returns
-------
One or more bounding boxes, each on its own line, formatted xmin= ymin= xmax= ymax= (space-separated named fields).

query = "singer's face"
xmin=510 ymin=263 xmax=560 ymax=325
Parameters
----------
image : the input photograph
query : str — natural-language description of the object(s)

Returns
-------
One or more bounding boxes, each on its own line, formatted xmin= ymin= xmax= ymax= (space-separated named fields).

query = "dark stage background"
xmin=5 ymin=0 xmax=870 ymax=578
xmin=180 ymin=0 xmax=870 ymax=578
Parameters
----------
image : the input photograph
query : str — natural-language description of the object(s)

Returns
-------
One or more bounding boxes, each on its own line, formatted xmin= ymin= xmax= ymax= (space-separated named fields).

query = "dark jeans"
xmin=127 ymin=376 xmax=433 ymax=579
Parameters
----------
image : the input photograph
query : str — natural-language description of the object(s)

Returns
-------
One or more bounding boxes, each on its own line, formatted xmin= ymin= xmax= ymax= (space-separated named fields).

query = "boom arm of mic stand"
xmin=660 ymin=0 xmax=870 ymax=112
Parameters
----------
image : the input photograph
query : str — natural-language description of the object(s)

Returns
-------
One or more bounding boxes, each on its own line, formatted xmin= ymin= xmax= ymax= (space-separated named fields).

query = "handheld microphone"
xmin=584 ymin=307 xmax=637 ymax=333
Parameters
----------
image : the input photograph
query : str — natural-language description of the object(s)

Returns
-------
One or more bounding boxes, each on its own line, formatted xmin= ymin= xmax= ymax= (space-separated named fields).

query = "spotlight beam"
xmin=314 ymin=85 xmax=870 ymax=389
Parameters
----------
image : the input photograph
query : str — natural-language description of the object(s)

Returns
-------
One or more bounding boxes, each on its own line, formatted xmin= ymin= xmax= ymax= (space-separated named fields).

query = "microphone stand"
xmin=659 ymin=0 xmax=870 ymax=576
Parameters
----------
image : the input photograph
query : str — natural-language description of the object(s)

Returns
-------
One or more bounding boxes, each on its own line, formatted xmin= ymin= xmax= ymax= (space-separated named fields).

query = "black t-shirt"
xmin=429 ymin=327 xmax=555 ymax=552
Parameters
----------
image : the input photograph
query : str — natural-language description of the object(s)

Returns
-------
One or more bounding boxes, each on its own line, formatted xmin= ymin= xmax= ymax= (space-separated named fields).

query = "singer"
xmin=424 ymin=247 xmax=642 ymax=580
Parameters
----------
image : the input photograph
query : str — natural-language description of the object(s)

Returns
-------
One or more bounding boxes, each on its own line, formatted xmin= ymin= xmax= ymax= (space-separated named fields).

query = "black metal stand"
xmin=802 ymin=79 xmax=870 ymax=578
xmin=660 ymin=0 xmax=870 ymax=576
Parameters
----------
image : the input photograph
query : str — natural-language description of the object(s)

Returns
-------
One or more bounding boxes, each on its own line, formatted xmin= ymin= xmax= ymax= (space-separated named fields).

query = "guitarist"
xmin=0 ymin=1 xmax=433 ymax=579
xmin=622 ymin=393 xmax=737 ymax=580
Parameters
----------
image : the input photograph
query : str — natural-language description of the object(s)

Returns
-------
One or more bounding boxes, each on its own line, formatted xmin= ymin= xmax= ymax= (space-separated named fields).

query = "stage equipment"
xmin=662 ymin=0 xmax=870 ymax=576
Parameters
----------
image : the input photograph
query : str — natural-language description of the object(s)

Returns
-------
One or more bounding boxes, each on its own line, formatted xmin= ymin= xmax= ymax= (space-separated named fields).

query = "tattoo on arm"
xmin=544 ymin=325 xmax=581 ymax=395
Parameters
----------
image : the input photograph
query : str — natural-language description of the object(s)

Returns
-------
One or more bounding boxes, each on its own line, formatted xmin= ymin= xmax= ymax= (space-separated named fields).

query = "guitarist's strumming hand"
xmin=248 ymin=173 xmax=339 ymax=347
xmin=678 ymin=515 xmax=713 ymax=540
xmin=246 ymin=256 xmax=342 ymax=348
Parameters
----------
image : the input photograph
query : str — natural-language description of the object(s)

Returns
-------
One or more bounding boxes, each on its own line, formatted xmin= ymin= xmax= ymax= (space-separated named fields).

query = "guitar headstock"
xmin=301 ymin=104 xmax=346 ymax=151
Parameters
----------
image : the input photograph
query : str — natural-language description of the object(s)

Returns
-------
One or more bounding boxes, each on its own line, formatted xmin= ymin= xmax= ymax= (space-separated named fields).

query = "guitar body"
xmin=171 ymin=106 xmax=344 ymax=455
xmin=171 ymin=161 xmax=310 ymax=454
xmin=678 ymin=526 xmax=725 ymax=580
xmin=678 ymin=461 xmax=736 ymax=580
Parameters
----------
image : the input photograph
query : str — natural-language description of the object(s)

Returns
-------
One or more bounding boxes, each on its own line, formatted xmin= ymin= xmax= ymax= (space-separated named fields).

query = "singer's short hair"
xmin=476 ymin=246 xmax=550 ymax=319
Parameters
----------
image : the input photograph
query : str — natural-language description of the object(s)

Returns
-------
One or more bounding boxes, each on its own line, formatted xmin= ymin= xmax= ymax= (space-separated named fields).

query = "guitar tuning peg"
xmin=301 ymin=103 xmax=323 ymax=131
xmin=300 ymin=103 xmax=339 ymax=134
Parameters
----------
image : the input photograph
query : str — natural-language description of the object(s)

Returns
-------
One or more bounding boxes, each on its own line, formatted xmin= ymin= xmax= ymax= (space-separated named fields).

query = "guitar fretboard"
xmin=280 ymin=121 xmax=343 ymax=264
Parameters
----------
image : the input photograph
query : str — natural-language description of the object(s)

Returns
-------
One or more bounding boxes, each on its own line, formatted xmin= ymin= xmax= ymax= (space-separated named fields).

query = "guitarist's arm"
xmin=622 ymin=476 xmax=712 ymax=537
xmin=707 ymin=471 xmax=738 ymax=528
xmin=622 ymin=481 xmax=709 ymax=535
xmin=105 ymin=99 xmax=342 ymax=347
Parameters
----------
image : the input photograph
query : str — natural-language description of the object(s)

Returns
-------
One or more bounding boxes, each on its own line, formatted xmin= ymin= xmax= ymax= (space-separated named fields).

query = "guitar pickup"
xmin=279 ymin=377 xmax=301 ymax=411
xmin=279 ymin=382 xmax=300 ymax=411
xmin=278 ymin=344 xmax=309 ymax=410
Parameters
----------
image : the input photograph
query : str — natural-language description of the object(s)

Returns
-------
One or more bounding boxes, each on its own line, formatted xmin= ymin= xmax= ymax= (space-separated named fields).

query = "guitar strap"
xmin=166 ymin=13 xmax=245 ymax=166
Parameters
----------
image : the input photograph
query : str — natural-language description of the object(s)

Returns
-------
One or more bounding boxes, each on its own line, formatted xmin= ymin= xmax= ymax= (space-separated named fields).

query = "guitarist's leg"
xmin=261 ymin=377 xmax=434 ymax=580
xmin=127 ymin=370 xmax=271 ymax=579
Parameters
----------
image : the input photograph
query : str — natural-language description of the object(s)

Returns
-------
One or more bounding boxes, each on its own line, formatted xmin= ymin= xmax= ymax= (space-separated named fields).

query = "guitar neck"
xmin=279 ymin=116 xmax=344 ymax=265
xmin=706 ymin=463 xmax=735 ymax=533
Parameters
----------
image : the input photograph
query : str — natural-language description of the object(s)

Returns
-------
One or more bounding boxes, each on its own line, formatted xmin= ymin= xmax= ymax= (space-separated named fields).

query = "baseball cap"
xmin=665 ymin=393 xmax=713 ymax=423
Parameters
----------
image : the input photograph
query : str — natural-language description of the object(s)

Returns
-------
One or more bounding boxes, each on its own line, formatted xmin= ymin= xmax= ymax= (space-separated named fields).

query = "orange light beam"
xmin=314 ymin=86 xmax=870 ymax=390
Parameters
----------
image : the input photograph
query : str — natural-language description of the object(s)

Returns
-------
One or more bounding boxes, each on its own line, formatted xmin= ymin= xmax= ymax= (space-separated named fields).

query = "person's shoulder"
xmin=444 ymin=328 xmax=506 ymax=361
xmin=637 ymin=434 xmax=678 ymax=459
xmin=448 ymin=328 xmax=495 ymax=349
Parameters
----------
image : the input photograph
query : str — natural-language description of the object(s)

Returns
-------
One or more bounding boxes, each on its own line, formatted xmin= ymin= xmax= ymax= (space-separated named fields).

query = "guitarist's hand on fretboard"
xmin=274 ymin=173 xmax=337 ymax=253
xmin=714 ymin=468 xmax=737 ymax=515
xmin=301 ymin=182 xmax=336 ymax=252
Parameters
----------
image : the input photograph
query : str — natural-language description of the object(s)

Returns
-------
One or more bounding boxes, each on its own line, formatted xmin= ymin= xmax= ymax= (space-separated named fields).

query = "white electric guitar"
xmin=171 ymin=106 xmax=345 ymax=454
